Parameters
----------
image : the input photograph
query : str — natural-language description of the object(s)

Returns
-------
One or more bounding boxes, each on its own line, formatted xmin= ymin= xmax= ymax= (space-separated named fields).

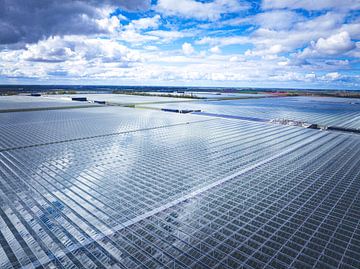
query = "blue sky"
xmin=0 ymin=0 xmax=359 ymax=89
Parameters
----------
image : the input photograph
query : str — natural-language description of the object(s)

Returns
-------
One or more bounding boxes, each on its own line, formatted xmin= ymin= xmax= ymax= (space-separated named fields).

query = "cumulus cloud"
xmin=248 ymin=12 xmax=349 ymax=52
xmin=115 ymin=15 xmax=193 ymax=45
xmin=209 ymin=46 xmax=221 ymax=54
xmin=245 ymin=44 xmax=285 ymax=58
xmin=0 ymin=0 xmax=151 ymax=45
xmin=22 ymin=38 xmax=76 ymax=63
xmin=182 ymin=42 xmax=195 ymax=55
xmin=294 ymin=12 xmax=345 ymax=32
xmin=115 ymin=15 xmax=164 ymax=44
xmin=348 ymin=42 xmax=360 ymax=58
xmin=229 ymin=56 xmax=245 ymax=62
xmin=1 ymin=42 xmax=358 ymax=87
xmin=155 ymin=0 xmax=248 ymax=20
xmin=315 ymin=31 xmax=355 ymax=55
xmin=0 ymin=0 xmax=359 ymax=88
xmin=297 ymin=31 xmax=356 ymax=60
xmin=203 ymin=12 xmax=357 ymax=61
xmin=96 ymin=16 xmax=122 ymax=33
xmin=20 ymin=36 xmax=142 ymax=64
xmin=126 ymin=15 xmax=161 ymax=31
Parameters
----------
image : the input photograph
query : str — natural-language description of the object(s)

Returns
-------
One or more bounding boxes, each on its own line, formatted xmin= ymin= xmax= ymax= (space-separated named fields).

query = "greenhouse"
xmin=0 ymin=94 xmax=359 ymax=268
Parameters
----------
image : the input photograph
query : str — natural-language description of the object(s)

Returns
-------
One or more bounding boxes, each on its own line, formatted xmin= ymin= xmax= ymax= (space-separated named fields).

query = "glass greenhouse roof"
xmin=0 ymin=96 xmax=97 ymax=111
xmin=0 ymin=95 xmax=359 ymax=268
xmin=44 ymin=94 xmax=191 ymax=105
xmin=140 ymin=96 xmax=360 ymax=129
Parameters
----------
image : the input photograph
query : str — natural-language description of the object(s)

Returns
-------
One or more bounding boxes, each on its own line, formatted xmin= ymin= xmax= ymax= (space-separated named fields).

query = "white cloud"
xmin=200 ymin=12 xmax=355 ymax=61
xmin=115 ymin=15 xmax=163 ymax=44
xmin=2 ymin=43 xmax=358 ymax=88
xmin=143 ymin=45 xmax=159 ymax=51
xmin=110 ymin=15 xmax=192 ymax=45
xmin=196 ymin=35 xmax=249 ymax=46
xmin=96 ymin=16 xmax=121 ymax=33
xmin=229 ymin=56 xmax=245 ymax=62
xmin=21 ymin=37 xmax=76 ymax=62
xmin=196 ymin=37 xmax=218 ymax=46
xmin=297 ymin=31 xmax=355 ymax=60
xmin=156 ymin=0 xmax=248 ymax=20
xmin=209 ymin=46 xmax=221 ymax=54
xmin=182 ymin=42 xmax=195 ymax=55
xmin=255 ymin=12 xmax=346 ymax=49
xmin=315 ymin=31 xmax=355 ymax=55
xmin=254 ymin=10 xmax=303 ymax=30
xmin=305 ymin=73 xmax=316 ymax=80
xmin=347 ymin=42 xmax=360 ymax=58
xmin=278 ymin=59 xmax=290 ymax=66
xmin=146 ymin=30 xmax=194 ymax=42
xmin=322 ymin=72 xmax=341 ymax=80
xmin=341 ymin=21 xmax=360 ymax=39
xmin=245 ymin=44 xmax=285 ymax=57
xmin=262 ymin=0 xmax=360 ymax=11
xmin=1 ymin=0 xmax=359 ymax=89
xmin=126 ymin=15 xmax=161 ymax=31
xmin=20 ymin=36 xmax=142 ymax=64
xmin=294 ymin=12 xmax=345 ymax=33
xmin=119 ymin=30 xmax=159 ymax=44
